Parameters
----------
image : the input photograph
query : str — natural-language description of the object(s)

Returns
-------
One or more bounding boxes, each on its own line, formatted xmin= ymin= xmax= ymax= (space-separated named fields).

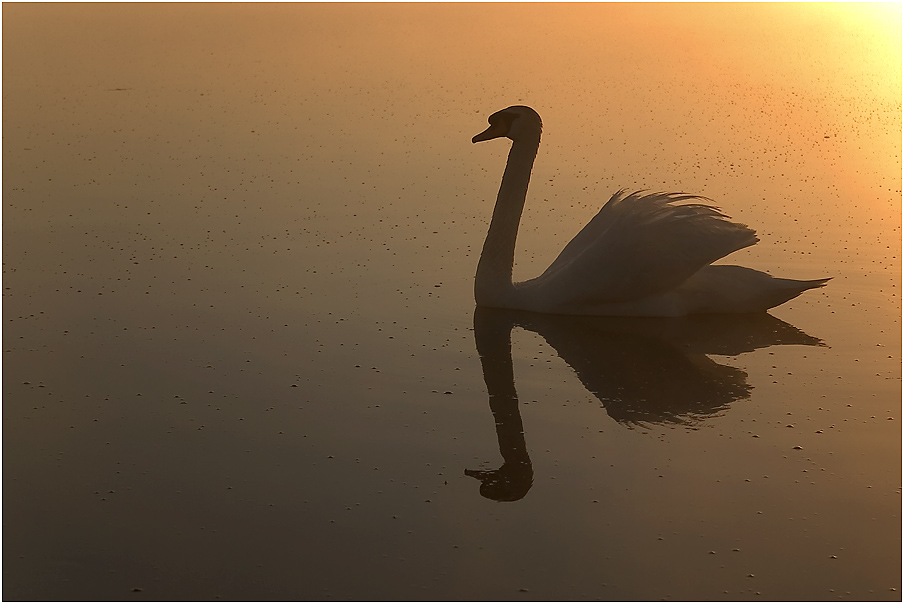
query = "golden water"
xmin=4 ymin=3 xmax=900 ymax=600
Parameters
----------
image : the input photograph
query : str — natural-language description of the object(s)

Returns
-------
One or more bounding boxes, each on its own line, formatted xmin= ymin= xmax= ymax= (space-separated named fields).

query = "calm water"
xmin=3 ymin=3 xmax=901 ymax=600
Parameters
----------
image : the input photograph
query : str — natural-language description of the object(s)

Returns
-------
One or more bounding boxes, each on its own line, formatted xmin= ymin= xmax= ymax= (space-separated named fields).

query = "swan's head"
xmin=472 ymin=105 xmax=542 ymax=144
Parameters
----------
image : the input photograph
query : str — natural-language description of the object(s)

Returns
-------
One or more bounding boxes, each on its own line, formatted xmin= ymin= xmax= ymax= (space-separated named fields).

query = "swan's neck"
xmin=476 ymin=134 xmax=540 ymax=307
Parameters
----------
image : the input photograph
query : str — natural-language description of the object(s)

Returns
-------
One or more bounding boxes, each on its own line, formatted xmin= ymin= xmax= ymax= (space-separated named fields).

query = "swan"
xmin=472 ymin=105 xmax=829 ymax=316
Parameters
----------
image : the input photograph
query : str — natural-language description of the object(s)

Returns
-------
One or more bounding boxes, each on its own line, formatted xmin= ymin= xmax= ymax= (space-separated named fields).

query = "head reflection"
xmin=466 ymin=307 xmax=823 ymax=501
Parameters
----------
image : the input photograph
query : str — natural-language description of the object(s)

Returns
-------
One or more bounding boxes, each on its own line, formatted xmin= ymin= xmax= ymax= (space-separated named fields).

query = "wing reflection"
xmin=465 ymin=307 xmax=824 ymax=501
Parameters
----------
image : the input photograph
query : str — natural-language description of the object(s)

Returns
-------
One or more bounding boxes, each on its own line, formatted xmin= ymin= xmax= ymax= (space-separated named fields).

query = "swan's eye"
xmin=489 ymin=112 xmax=516 ymax=133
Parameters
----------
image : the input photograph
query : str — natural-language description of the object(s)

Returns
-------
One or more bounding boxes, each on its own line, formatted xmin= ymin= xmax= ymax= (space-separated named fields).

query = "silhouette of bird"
xmin=472 ymin=105 xmax=829 ymax=316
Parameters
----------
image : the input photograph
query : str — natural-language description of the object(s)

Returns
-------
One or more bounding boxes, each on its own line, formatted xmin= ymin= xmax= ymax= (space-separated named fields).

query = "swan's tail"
xmin=762 ymin=277 xmax=831 ymax=310
xmin=692 ymin=266 xmax=830 ymax=313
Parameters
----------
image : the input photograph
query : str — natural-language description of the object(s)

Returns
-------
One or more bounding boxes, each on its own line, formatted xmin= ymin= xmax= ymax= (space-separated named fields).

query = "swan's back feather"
xmin=533 ymin=190 xmax=758 ymax=305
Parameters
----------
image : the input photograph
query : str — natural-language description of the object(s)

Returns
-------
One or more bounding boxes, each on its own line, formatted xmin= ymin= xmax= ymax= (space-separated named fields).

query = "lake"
xmin=3 ymin=3 xmax=900 ymax=600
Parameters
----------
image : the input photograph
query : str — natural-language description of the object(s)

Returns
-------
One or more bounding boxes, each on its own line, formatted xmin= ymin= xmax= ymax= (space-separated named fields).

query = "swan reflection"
xmin=465 ymin=307 xmax=824 ymax=501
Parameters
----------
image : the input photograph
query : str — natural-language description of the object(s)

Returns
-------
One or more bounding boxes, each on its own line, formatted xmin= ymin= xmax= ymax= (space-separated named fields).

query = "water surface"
xmin=3 ymin=3 xmax=901 ymax=600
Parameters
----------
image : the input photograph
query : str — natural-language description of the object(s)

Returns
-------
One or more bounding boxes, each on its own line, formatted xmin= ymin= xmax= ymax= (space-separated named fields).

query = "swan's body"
xmin=472 ymin=105 xmax=829 ymax=317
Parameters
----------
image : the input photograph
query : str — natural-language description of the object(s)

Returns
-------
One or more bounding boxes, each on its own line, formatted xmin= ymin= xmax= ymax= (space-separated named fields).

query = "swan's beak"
xmin=472 ymin=122 xmax=507 ymax=143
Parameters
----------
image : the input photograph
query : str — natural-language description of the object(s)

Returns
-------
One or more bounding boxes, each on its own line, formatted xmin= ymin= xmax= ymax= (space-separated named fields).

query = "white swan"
xmin=472 ymin=105 xmax=829 ymax=317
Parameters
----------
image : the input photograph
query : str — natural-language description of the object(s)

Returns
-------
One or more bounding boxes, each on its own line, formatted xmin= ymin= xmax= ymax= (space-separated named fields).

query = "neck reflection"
xmin=464 ymin=309 xmax=533 ymax=502
xmin=466 ymin=307 xmax=824 ymax=501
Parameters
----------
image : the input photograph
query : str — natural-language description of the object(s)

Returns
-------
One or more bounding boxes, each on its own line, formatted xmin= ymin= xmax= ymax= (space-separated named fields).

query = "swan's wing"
xmin=535 ymin=190 xmax=758 ymax=303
